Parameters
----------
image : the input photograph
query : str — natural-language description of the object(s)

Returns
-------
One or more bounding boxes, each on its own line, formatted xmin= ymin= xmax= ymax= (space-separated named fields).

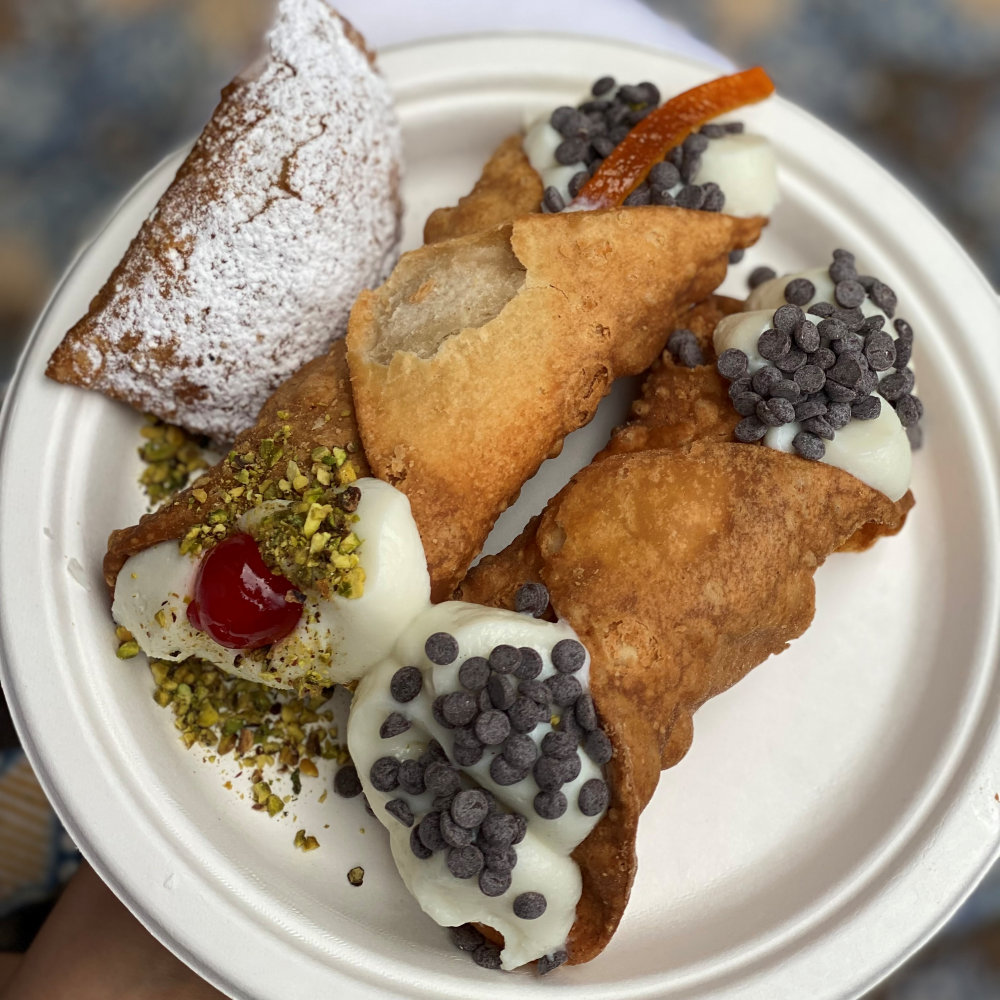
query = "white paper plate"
xmin=2 ymin=33 xmax=1000 ymax=1000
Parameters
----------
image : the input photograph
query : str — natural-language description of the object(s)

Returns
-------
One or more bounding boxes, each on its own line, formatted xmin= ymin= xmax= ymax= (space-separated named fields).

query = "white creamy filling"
xmin=522 ymin=113 xmax=777 ymax=217
xmin=714 ymin=269 xmax=913 ymax=500
xmin=349 ymin=602 xmax=605 ymax=971
xmin=112 ymin=477 xmax=430 ymax=688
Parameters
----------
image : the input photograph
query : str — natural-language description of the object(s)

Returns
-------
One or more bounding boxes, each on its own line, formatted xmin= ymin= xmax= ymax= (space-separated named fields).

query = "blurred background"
xmin=1 ymin=0 xmax=999 ymax=996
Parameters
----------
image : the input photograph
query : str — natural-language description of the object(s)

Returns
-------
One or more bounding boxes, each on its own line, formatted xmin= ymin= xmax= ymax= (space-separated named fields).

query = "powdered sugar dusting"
xmin=56 ymin=0 xmax=402 ymax=443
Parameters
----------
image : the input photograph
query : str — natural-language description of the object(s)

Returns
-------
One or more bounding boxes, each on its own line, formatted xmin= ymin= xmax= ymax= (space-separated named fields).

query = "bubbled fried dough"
xmin=423 ymin=134 xmax=543 ymax=244
xmin=455 ymin=443 xmax=909 ymax=965
xmin=103 ymin=340 xmax=369 ymax=594
xmin=348 ymin=205 xmax=764 ymax=601
xmin=604 ymin=297 xmax=915 ymax=549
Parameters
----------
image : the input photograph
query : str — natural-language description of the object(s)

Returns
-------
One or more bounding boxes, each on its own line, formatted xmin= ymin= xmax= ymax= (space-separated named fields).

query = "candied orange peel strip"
xmin=572 ymin=66 xmax=776 ymax=210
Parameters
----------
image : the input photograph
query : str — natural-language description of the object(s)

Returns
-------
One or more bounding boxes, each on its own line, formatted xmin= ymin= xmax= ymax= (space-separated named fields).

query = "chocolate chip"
xmin=385 ymin=798 xmax=414 ymax=827
xmin=808 ymin=302 xmax=835 ymax=318
xmin=370 ymin=756 xmax=400 ymax=793
xmin=801 ymin=415 xmax=835 ymax=440
xmin=475 ymin=710 xmax=511 ymax=747
xmin=542 ymin=730 xmax=578 ymax=759
xmin=447 ymin=845 xmax=484 ymax=880
xmin=702 ymin=183 xmax=725 ymax=212
xmin=410 ymin=825 xmax=433 ymax=860
xmin=479 ymin=868 xmax=512 ymax=898
xmin=732 ymin=391 xmax=762 ymax=417
xmin=768 ymin=379 xmax=801 ymax=402
xmin=379 ymin=712 xmax=411 ymax=739
xmin=756 ymin=397 xmax=795 ymax=427
xmin=450 ymin=924 xmax=484 ymax=953
xmin=503 ymin=733 xmax=538 ymax=769
xmin=583 ymin=729 xmax=613 ymax=765
xmin=389 ymin=666 xmax=422 ymax=703
xmin=675 ymin=183 xmax=705 ymax=209
xmin=893 ymin=334 xmax=913 ymax=369
xmin=442 ymin=691 xmax=477 ymax=727
xmin=514 ymin=582 xmax=549 ymax=617
xmin=832 ymin=335 xmax=863 ymax=356
xmin=729 ymin=248 xmax=745 ymax=264
xmin=481 ymin=812 xmax=519 ymax=845
xmin=486 ymin=645 xmax=519 ymax=675
xmin=420 ymin=739 xmax=447 ymax=765
xmin=451 ymin=789 xmax=490 ymax=829
xmin=894 ymin=317 xmax=914 ymax=343
xmin=513 ymin=891 xmax=547 ymax=919
xmin=773 ymin=304 xmax=804 ymax=335
xmin=518 ymin=678 xmax=548 ymax=705
xmin=418 ymin=811 xmax=447 ymax=852
xmin=538 ymin=950 xmax=569 ymax=975
xmin=757 ymin=327 xmax=790 ymax=362
xmin=812 ymin=347 xmax=836 ymax=370
xmin=472 ymin=942 xmax=502 ymax=970
xmin=487 ymin=673 xmax=517 ymax=712
xmin=567 ymin=170 xmax=589 ymax=199
xmin=792 ymin=431 xmax=825 ymax=461
xmin=397 ymin=759 xmax=425 ymax=796
xmin=828 ymin=258 xmax=857 ymax=283
xmin=834 ymin=279 xmax=865 ymax=308
xmin=482 ymin=844 xmax=517 ymax=873
xmin=623 ymin=186 xmax=651 ymax=207
xmin=824 ymin=380 xmax=857 ymax=403
xmin=751 ymin=366 xmax=783 ymax=395
xmin=333 ymin=764 xmax=362 ymax=798
xmin=878 ymin=369 xmax=915 ymax=402
xmin=550 ymin=105 xmax=578 ymax=134
xmin=578 ymin=778 xmax=610 ymax=817
xmin=458 ymin=656 xmax=490 ymax=692
xmin=734 ymin=416 xmax=768 ymax=443
xmin=452 ymin=742 xmax=483 ymax=767
xmin=851 ymin=395 xmax=881 ymax=420
xmin=667 ymin=328 xmax=704 ymax=367
xmin=826 ymin=401 xmax=852 ymax=430
xmin=574 ymin=694 xmax=598 ymax=731
xmin=776 ymin=347 xmax=807 ymax=373
xmin=717 ymin=348 xmax=748 ymax=380
xmin=648 ymin=160 xmax=680 ymax=188
xmin=508 ymin=696 xmax=545 ymax=733
xmin=541 ymin=186 xmax=565 ymax=214
xmin=490 ymin=754 xmax=529 ymax=786
xmin=515 ymin=647 xmax=543 ymax=680
xmin=794 ymin=364 xmax=826 ymax=394
xmin=828 ymin=356 xmax=863 ymax=389
xmin=794 ymin=319 xmax=821 ymax=353
xmin=748 ymin=265 xmax=776 ymax=289
xmin=424 ymin=760 xmax=461 ymax=796
xmin=425 ymin=632 xmax=459 ymax=665
xmin=591 ymin=75 xmax=615 ymax=96
xmin=551 ymin=638 xmax=586 ymax=673
xmin=869 ymin=279 xmax=897 ymax=317
xmin=547 ymin=673 xmax=583 ymax=707
xmin=794 ymin=398 xmax=827 ymax=421
xmin=534 ymin=756 xmax=567 ymax=792
xmin=895 ymin=393 xmax=922 ymax=427
xmin=534 ymin=790 xmax=567 ymax=820
xmin=784 ymin=277 xmax=815 ymax=306
xmin=864 ymin=331 xmax=896 ymax=371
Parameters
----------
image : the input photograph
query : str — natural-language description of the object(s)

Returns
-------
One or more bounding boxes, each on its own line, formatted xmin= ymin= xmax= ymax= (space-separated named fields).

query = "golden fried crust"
xmin=456 ymin=443 xmax=909 ymax=964
xmin=423 ymin=134 xmax=543 ymax=244
xmin=348 ymin=206 xmax=764 ymax=601
xmin=102 ymin=340 xmax=369 ymax=593
xmin=605 ymin=295 xmax=915 ymax=547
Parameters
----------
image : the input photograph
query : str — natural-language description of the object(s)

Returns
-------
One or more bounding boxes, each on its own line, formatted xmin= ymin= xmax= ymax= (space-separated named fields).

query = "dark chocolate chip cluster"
xmin=541 ymin=76 xmax=742 ymax=215
xmin=718 ymin=249 xmax=923 ymax=460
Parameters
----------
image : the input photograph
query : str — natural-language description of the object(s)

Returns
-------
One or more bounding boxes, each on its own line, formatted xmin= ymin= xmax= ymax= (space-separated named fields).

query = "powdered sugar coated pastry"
xmin=46 ymin=0 xmax=403 ymax=443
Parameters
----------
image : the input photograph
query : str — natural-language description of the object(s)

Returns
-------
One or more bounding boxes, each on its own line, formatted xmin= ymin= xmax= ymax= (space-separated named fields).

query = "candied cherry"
xmin=187 ymin=532 xmax=302 ymax=650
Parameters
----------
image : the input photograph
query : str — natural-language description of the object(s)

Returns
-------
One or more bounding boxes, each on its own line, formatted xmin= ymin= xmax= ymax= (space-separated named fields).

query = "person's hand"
xmin=0 ymin=862 xmax=228 ymax=1000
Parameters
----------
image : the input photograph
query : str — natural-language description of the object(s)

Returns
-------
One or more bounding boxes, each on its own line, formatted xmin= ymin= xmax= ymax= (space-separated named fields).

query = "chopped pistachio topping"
xmin=295 ymin=829 xmax=321 ymax=852
xmin=347 ymin=865 xmax=365 ymax=885
xmin=138 ymin=417 xmax=209 ymax=507
xmin=149 ymin=657 xmax=348 ymax=819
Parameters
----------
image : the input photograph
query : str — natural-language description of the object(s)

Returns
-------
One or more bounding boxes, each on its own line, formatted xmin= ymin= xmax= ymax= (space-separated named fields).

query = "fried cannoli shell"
xmin=456 ymin=443 xmax=910 ymax=964
xmin=103 ymin=340 xmax=369 ymax=594
xmin=605 ymin=296 xmax=915 ymax=548
xmin=348 ymin=206 xmax=764 ymax=601
xmin=423 ymin=134 xmax=542 ymax=244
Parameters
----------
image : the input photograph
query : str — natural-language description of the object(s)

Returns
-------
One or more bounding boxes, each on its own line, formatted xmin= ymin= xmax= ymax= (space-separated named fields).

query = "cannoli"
xmin=347 ymin=204 xmax=764 ymax=601
xmin=451 ymin=249 xmax=921 ymax=964
xmin=425 ymin=68 xmax=778 ymax=244
xmin=47 ymin=0 xmax=402 ymax=444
